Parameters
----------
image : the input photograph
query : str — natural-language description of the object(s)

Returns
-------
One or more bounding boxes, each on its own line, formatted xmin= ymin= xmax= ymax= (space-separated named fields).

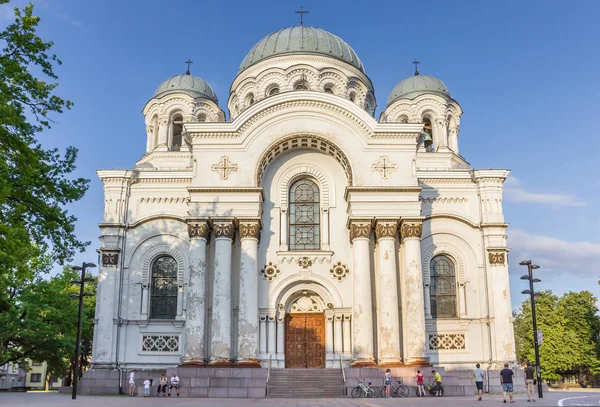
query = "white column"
xmin=321 ymin=208 xmax=330 ymax=250
xmin=349 ymin=220 xmax=376 ymax=367
xmin=375 ymin=219 xmax=402 ymax=366
xmin=279 ymin=208 xmax=288 ymax=251
xmin=141 ymin=285 xmax=149 ymax=316
xmin=237 ymin=220 xmax=261 ymax=367
xmin=259 ymin=313 xmax=267 ymax=357
xmin=267 ymin=310 xmax=276 ymax=357
xmin=182 ymin=220 xmax=209 ymax=365
xmin=145 ymin=125 xmax=154 ymax=152
xmin=156 ymin=116 xmax=169 ymax=151
xmin=343 ymin=314 xmax=351 ymax=355
xmin=325 ymin=310 xmax=334 ymax=358
xmin=176 ymin=285 xmax=184 ymax=318
xmin=276 ymin=309 xmax=285 ymax=362
xmin=400 ymin=219 xmax=428 ymax=365
xmin=334 ymin=313 xmax=343 ymax=355
xmin=209 ymin=220 xmax=235 ymax=366
xmin=91 ymin=250 xmax=120 ymax=368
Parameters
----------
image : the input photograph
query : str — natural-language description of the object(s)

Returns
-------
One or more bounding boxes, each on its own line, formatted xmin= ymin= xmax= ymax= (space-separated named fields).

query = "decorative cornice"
xmin=187 ymin=187 xmax=264 ymax=195
xmin=400 ymin=219 xmax=423 ymax=241
xmin=239 ymin=219 xmax=261 ymax=240
xmin=187 ymin=220 xmax=209 ymax=240
xmin=375 ymin=220 xmax=398 ymax=240
xmin=349 ymin=220 xmax=372 ymax=242
xmin=212 ymin=220 xmax=235 ymax=240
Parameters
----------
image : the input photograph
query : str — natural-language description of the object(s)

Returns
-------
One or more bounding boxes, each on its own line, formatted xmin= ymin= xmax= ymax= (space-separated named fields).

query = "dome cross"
xmin=185 ymin=59 xmax=193 ymax=75
xmin=412 ymin=59 xmax=420 ymax=76
xmin=295 ymin=6 xmax=309 ymax=26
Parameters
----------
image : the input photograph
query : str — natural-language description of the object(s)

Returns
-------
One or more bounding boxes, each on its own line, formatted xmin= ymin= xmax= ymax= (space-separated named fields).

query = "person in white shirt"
xmin=128 ymin=369 xmax=136 ymax=397
xmin=143 ymin=377 xmax=151 ymax=398
xmin=168 ymin=373 xmax=180 ymax=397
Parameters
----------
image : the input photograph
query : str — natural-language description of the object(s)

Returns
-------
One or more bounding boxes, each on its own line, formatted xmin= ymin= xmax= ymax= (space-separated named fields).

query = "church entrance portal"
xmin=285 ymin=313 xmax=325 ymax=368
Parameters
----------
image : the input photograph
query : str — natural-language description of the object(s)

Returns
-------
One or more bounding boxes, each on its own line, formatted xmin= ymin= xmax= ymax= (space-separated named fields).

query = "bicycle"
xmin=351 ymin=379 xmax=379 ymax=398
xmin=417 ymin=381 xmax=444 ymax=397
xmin=390 ymin=380 xmax=409 ymax=397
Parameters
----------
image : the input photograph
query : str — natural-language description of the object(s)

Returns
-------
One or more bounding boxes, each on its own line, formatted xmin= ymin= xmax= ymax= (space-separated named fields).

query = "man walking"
xmin=524 ymin=362 xmax=536 ymax=402
xmin=473 ymin=363 xmax=485 ymax=401
xmin=128 ymin=369 xmax=136 ymax=397
xmin=500 ymin=363 xmax=515 ymax=403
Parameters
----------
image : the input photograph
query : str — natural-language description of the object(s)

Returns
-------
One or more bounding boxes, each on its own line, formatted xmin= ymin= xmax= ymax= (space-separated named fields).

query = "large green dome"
xmin=387 ymin=74 xmax=450 ymax=105
xmin=239 ymin=26 xmax=364 ymax=73
xmin=153 ymin=74 xmax=218 ymax=102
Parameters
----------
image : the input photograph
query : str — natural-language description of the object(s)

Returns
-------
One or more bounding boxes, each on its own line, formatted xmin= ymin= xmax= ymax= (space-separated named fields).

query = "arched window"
xmin=294 ymin=83 xmax=308 ymax=91
xmin=246 ymin=93 xmax=255 ymax=106
xmin=268 ymin=87 xmax=280 ymax=96
xmin=170 ymin=114 xmax=183 ymax=151
xmin=323 ymin=85 xmax=334 ymax=94
xmin=289 ymin=179 xmax=320 ymax=250
xmin=150 ymin=256 xmax=178 ymax=319
xmin=197 ymin=113 xmax=206 ymax=122
xmin=430 ymin=255 xmax=457 ymax=318
xmin=349 ymin=92 xmax=356 ymax=103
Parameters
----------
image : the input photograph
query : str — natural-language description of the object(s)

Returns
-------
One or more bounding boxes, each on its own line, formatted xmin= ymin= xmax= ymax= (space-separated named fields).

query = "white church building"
xmin=91 ymin=25 xmax=515 ymax=375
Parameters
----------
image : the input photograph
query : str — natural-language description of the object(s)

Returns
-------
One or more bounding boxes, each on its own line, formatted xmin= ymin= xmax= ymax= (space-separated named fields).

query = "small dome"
xmin=153 ymin=74 xmax=218 ymax=102
xmin=387 ymin=74 xmax=450 ymax=105
xmin=239 ymin=26 xmax=364 ymax=74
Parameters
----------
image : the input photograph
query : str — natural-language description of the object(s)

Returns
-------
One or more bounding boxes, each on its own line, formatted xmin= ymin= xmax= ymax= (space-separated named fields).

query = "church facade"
xmin=92 ymin=26 xmax=515 ymax=372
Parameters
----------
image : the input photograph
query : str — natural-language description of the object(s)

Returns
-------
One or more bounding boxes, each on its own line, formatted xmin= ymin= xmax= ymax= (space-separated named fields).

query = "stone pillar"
xmin=91 ymin=250 xmax=120 ymax=368
xmin=375 ymin=219 xmax=402 ymax=366
xmin=349 ymin=219 xmax=376 ymax=367
xmin=343 ymin=314 xmax=352 ymax=355
xmin=400 ymin=219 xmax=429 ymax=365
xmin=279 ymin=208 xmax=288 ymax=251
xmin=276 ymin=308 xmax=285 ymax=363
xmin=145 ymin=124 xmax=154 ymax=152
xmin=237 ymin=220 xmax=261 ymax=367
xmin=321 ymin=208 xmax=330 ymax=250
xmin=325 ymin=309 xmax=334 ymax=357
xmin=259 ymin=313 xmax=267 ymax=357
xmin=181 ymin=220 xmax=209 ymax=365
xmin=209 ymin=219 xmax=235 ymax=366
xmin=334 ymin=313 xmax=343 ymax=354
xmin=156 ymin=115 xmax=169 ymax=151
xmin=267 ymin=310 xmax=276 ymax=357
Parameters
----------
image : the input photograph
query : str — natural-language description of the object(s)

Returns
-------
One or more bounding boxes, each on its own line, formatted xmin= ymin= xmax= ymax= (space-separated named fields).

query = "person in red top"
xmin=416 ymin=370 xmax=425 ymax=397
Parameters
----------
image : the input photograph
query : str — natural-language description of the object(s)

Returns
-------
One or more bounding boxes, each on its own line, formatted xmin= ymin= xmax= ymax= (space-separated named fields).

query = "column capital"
xmin=348 ymin=219 xmax=373 ymax=242
xmin=211 ymin=219 xmax=235 ymax=240
xmin=238 ymin=218 xmax=261 ymax=240
xmin=400 ymin=218 xmax=423 ymax=241
xmin=187 ymin=218 xmax=209 ymax=240
xmin=375 ymin=219 xmax=398 ymax=241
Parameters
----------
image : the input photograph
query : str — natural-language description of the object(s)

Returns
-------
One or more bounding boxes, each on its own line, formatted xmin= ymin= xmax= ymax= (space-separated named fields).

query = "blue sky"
xmin=2 ymin=0 xmax=599 ymax=308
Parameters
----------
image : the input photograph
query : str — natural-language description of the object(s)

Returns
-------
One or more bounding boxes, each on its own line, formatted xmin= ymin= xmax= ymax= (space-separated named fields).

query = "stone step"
xmin=267 ymin=369 xmax=345 ymax=398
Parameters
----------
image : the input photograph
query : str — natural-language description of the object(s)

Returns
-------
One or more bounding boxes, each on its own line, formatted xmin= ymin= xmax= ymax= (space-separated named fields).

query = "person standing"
xmin=473 ymin=363 xmax=485 ymax=401
xmin=384 ymin=368 xmax=392 ymax=398
xmin=128 ymin=369 xmax=136 ymax=397
xmin=143 ymin=377 xmax=150 ymax=398
xmin=432 ymin=369 xmax=443 ymax=397
xmin=500 ymin=363 xmax=515 ymax=403
xmin=524 ymin=362 xmax=536 ymax=402
xmin=168 ymin=372 xmax=180 ymax=397
xmin=156 ymin=373 xmax=167 ymax=397
xmin=416 ymin=370 xmax=425 ymax=397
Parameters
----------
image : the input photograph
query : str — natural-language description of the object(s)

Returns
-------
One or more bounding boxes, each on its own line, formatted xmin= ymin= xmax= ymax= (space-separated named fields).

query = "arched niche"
xmin=269 ymin=274 xmax=343 ymax=309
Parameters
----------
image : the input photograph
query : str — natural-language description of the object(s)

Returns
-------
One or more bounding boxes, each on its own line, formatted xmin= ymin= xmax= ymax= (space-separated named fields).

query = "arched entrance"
xmin=284 ymin=290 xmax=326 ymax=368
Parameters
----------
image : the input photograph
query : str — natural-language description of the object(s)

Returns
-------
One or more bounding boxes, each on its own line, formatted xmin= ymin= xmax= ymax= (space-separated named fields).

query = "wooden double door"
xmin=285 ymin=313 xmax=325 ymax=368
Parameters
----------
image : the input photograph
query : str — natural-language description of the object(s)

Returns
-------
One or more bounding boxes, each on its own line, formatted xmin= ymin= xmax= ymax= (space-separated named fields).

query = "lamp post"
xmin=70 ymin=262 xmax=96 ymax=400
xmin=519 ymin=260 xmax=543 ymax=399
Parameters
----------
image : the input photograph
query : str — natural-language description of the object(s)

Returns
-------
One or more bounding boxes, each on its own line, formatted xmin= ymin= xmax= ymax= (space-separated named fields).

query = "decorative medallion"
xmin=349 ymin=220 xmax=372 ymax=242
xmin=260 ymin=262 xmax=280 ymax=282
xmin=428 ymin=333 xmax=466 ymax=351
xmin=298 ymin=257 xmax=313 ymax=269
xmin=400 ymin=220 xmax=423 ymax=240
xmin=212 ymin=220 xmax=234 ymax=239
xmin=375 ymin=220 xmax=398 ymax=240
xmin=239 ymin=220 xmax=261 ymax=240
xmin=330 ymin=261 xmax=350 ymax=281
xmin=211 ymin=156 xmax=238 ymax=180
xmin=488 ymin=250 xmax=506 ymax=266
xmin=101 ymin=252 xmax=119 ymax=267
xmin=371 ymin=155 xmax=397 ymax=180
xmin=188 ymin=221 xmax=209 ymax=239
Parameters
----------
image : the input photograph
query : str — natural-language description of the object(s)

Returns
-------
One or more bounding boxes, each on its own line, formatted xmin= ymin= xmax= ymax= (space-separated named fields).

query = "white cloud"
xmin=504 ymin=176 xmax=586 ymax=208
xmin=508 ymin=229 xmax=600 ymax=276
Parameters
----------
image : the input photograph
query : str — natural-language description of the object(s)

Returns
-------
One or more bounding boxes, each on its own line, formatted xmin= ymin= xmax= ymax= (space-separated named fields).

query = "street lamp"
xmin=70 ymin=262 xmax=96 ymax=400
xmin=519 ymin=260 xmax=543 ymax=399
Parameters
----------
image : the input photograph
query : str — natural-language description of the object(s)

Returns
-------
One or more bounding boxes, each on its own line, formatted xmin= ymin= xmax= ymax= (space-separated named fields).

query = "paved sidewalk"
xmin=0 ymin=391 xmax=593 ymax=406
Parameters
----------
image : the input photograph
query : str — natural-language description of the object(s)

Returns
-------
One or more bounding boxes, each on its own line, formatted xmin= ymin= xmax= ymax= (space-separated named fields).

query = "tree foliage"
xmin=514 ymin=290 xmax=600 ymax=384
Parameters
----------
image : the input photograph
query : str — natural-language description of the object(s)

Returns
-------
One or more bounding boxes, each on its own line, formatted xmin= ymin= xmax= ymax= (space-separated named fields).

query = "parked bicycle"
xmin=390 ymin=380 xmax=409 ymax=397
xmin=416 ymin=381 xmax=444 ymax=397
xmin=351 ymin=379 xmax=379 ymax=398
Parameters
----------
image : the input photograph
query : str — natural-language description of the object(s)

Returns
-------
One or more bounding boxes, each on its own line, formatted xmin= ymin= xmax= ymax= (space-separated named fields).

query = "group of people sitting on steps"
xmin=128 ymin=369 xmax=180 ymax=397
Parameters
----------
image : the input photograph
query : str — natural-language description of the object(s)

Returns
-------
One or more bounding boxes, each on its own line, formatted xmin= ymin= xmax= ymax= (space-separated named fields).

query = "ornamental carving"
xmin=371 ymin=156 xmax=397 ymax=180
xmin=329 ymin=261 xmax=350 ymax=281
xmin=101 ymin=252 xmax=119 ymax=267
xmin=142 ymin=335 xmax=180 ymax=353
xmin=488 ymin=251 xmax=506 ymax=266
xmin=375 ymin=220 xmax=398 ymax=240
xmin=298 ymin=257 xmax=312 ymax=269
xmin=211 ymin=156 xmax=238 ymax=180
xmin=400 ymin=221 xmax=422 ymax=240
xmin=349 ymin=221 xmax=371 ymax=242
xmin=239 ymin=221 xmax=260 ymax=239
xmin=188 ymin=222 xmax=209 ymax=239
xmin=212 ymin=221 xmax=234 ymax=239
xmin=260 ymin=262 xmax=280 ymax=282
xmin=428 ymin=333 xmax=466 ymax=351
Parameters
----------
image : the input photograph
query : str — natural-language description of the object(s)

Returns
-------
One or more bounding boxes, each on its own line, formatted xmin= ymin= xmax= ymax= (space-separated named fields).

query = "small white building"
xmin=91 ymin=25 xmax=515 ymax=372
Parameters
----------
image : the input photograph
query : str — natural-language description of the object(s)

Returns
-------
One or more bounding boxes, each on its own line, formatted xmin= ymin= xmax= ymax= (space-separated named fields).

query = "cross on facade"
xmin=412 ymin=59 xmax=420 ymax=76
xmin=185 ymin=59 xmax=193 ymax=75
xmin=212 ymin=156 xmax=238 ymax=180
xmin=371 ymin=155 xmax=397 ymax=180
xmin=295 ymin=6 xmax=309 ymax=26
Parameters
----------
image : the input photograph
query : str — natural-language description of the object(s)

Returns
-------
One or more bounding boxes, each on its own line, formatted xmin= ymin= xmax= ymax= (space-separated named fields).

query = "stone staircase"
xmin=267 ymin=369 xmax=345 ymax=398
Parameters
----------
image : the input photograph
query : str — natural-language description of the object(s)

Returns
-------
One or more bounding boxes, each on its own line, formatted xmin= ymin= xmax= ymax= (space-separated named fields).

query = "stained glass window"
xmin=150 ymin=256 xmax=177 ymax=319
xmin=289 ymin=179 xmax=320 ymax=250
xmin=430 ymin=255 xmax=457 ymax=318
